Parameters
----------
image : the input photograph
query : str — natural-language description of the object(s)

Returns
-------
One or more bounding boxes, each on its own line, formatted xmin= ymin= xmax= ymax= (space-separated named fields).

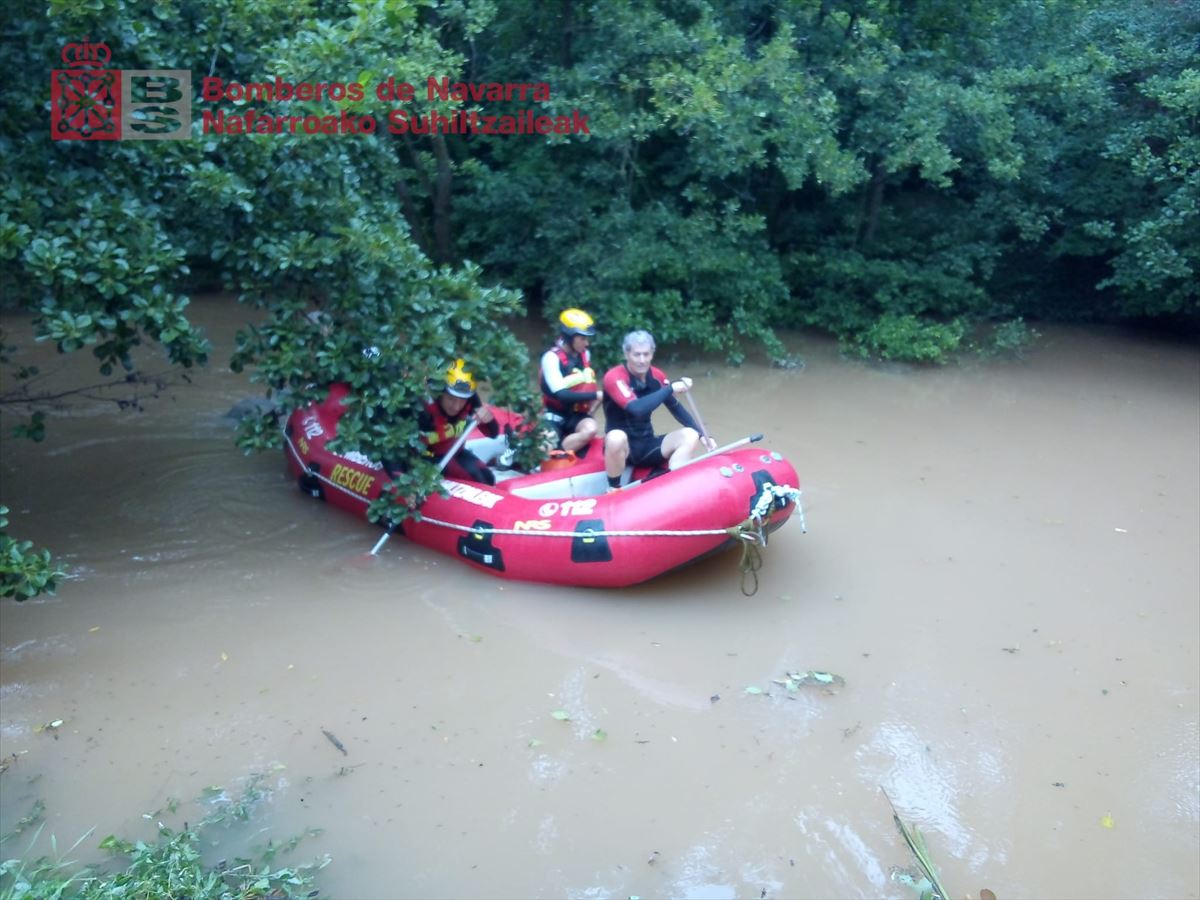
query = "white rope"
xmin=414 ymin=515 xmax=730 ymax=539
xmin=286 ymin=432 xmax=379 ymax=504
xmin=285 ymin=431 xmax=804 ymax=540
xmin=750 ymin=482 xmax=807 ymax=533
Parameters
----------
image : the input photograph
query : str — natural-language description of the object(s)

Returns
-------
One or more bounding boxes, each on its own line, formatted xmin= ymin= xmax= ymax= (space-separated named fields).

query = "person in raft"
xmin=540 ymin=307 xmax=603 ymax=454
xmin=601 ymin=329 xmax=717 ymax=492
xmin=418 ymin=358 xmax=499 ymax=485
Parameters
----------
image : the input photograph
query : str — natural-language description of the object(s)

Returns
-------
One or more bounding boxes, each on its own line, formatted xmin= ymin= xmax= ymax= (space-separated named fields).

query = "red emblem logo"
xmin=51 ymin=38 xmax=121 ymax=141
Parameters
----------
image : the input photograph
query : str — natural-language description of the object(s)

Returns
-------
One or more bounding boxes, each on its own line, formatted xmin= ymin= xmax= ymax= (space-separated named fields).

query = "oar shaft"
xmin=622 ymin=433 xmax=763 ymax=489
xmin=679 ymin=432 xmax=762 ymax=469
xmin=684 ymin=390 xmax=711 ymax=441
xmin=370 ymin=529 xmax=392 ymax=556
xmin=436 ymin=416 xmax=479 ymax=472
xmin=372 ymin=416 xmax=480 ymax=556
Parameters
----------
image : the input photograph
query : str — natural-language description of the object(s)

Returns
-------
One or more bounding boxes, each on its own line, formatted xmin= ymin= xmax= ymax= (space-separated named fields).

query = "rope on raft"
xmin=413 ymin=481 xmax=804 ymax=543
xmin=729 ymin=482 xmax=805 ymax=596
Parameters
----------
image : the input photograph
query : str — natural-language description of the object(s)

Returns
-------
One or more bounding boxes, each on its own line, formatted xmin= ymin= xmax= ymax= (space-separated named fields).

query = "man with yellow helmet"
xmin=540 ymin=308 xmax=603 ymax=454
xmin=417 ymin=358 xmax=499 ymax=484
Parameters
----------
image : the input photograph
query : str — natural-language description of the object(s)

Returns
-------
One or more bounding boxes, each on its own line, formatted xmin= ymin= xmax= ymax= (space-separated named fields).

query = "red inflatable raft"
xmin=283 ymin=386 xmax=804 ymax=588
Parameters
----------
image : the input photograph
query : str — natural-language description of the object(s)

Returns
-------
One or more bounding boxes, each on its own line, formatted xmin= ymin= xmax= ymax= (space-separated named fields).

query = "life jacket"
xmin=541 ymin=344 xmax=597 ymax=414
xmin=421 ymin=398 xmax=473 ymax=456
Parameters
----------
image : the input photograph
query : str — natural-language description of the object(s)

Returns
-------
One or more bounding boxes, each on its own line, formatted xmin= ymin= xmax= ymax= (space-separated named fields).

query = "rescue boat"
xmin=283 ymin=386 xmax=804 ymax=588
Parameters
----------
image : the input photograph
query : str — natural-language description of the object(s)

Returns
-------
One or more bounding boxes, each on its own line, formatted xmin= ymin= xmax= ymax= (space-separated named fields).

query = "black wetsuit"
xmin=602 ymin=364 xmax=699 ymax=467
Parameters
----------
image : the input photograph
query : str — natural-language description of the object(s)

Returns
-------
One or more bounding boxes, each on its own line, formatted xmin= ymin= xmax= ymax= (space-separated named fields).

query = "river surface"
xmin=1 ymin=299 xmax=1197 ymax=900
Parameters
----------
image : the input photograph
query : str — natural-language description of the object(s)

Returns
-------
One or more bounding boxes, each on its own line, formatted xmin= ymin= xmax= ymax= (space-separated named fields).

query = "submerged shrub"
xmin=0 ymin=776 xmax=329 ymax=899
xmin=851 ymin=314 xmax=967 ymax=364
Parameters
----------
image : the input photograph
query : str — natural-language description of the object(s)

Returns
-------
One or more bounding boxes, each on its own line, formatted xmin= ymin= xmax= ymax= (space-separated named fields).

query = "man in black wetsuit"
xmin=601 ymin=329 xmax=717 ymax=491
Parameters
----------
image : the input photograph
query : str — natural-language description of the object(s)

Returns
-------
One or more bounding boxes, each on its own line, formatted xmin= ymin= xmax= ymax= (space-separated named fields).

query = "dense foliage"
xmin=0 ymin=0 xmax=1196 ymax=595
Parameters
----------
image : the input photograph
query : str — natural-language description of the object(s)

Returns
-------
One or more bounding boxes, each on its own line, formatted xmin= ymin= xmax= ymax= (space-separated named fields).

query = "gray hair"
xmin=622 ymin=329 xmax=656 ymax=353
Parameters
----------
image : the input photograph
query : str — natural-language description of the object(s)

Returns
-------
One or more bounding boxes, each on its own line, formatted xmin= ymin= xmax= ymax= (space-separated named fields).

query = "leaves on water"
xmin=0 ymin=799 xmax=45 ymax=844
xmin=1101 ymin=813 xmax=1115 ymax=829
xmin=888 ymin=864 xmax=932 ymax=893
xmin=551 ymin=710 xmax=570 ymax=721
xmin=528 ymin=738 xmax=543 ymax=748
xmin=592 ymin=729 xmax=607 ymax=742
xmin=749 ymin=671 xmax=847 ymax=696
xmin=0 ymin=751 xmax=26 ymax=775
xmin=882 ymin=788 xmax=951 ymax=900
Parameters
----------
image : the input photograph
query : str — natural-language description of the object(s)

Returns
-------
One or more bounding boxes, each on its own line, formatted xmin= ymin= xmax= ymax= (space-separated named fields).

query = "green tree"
xmin=0 ymin=0 xmax=539 ymax=595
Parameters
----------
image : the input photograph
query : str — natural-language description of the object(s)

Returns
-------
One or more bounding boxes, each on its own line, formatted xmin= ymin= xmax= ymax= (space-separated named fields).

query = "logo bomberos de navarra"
xmin=51 ymin=39 xmax=191 ymax=141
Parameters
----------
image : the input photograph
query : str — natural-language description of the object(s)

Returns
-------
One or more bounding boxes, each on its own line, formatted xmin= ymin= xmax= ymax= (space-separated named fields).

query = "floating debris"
xmin=321 ymin=729 xmax=347 ymax=755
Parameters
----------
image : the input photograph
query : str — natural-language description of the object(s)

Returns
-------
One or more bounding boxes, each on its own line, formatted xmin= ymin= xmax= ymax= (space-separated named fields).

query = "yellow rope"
xmin=727 ymin=518 xmax=768 ymax=596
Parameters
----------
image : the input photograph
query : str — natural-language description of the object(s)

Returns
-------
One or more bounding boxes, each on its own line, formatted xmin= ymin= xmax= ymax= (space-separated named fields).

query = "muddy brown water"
xmin=1 ymin=299 xmax=1197 ymax=900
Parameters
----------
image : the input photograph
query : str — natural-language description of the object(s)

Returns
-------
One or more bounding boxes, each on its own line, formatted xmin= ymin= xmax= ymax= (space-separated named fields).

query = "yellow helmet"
xmin=444 ymin=358 xmax=477 ymax=398
xmin=559 ymin=308 xmax=596 ymax=338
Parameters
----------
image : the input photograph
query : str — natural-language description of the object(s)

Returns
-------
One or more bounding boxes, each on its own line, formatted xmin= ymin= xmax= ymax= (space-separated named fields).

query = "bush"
xmin=852 ymin=314 xmax=966 ymax=364
xmin=0 ymin=774 xmax=328 ymax=899
xmin=0 ymin=507 xmax=64 ymax=601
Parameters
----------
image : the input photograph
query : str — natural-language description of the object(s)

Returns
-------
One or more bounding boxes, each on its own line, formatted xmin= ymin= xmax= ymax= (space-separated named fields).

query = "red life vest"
xmin=541 ymin=344 xmax=597 ymax=414
xmin=422 ymin=398 xmax=473 ymax=457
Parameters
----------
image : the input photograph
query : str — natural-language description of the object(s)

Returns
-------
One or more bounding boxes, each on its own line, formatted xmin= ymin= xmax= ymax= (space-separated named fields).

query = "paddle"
xmin=621 ymin=433 xmax=764 ymax=490
xmin=369 ymin=416 xmax=479 ymax=556
xmin=682 ymin=388 xmax=713 ymax=445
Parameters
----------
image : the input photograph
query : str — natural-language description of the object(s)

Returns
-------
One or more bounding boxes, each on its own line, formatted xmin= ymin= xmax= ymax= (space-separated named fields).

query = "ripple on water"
xmin=857 ymin=719 xmax=975 ymax=858
xmin=667 ymin=843 xmax=737 ymax=899
xmin=0 ymin=636 xmax=76 ymax=664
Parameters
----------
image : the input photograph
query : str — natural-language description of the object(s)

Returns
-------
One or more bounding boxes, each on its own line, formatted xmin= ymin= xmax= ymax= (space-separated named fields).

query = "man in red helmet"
xmin=540 ymin=308 xmax=603 ymax=454
xmin=418 ymin=358 xmax=499 ymax=484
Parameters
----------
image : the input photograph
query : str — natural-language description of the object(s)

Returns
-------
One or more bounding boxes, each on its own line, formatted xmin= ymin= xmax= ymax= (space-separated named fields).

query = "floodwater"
xmin=1 ymin=298 xmax=1197 ymax=900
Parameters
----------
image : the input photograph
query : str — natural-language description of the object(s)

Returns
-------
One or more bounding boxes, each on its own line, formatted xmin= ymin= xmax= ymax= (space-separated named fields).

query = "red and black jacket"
xmin=418 ymin=394 xmax=498 ymax=458
xmin=601 ymin=364 xmax=698 ymax=443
